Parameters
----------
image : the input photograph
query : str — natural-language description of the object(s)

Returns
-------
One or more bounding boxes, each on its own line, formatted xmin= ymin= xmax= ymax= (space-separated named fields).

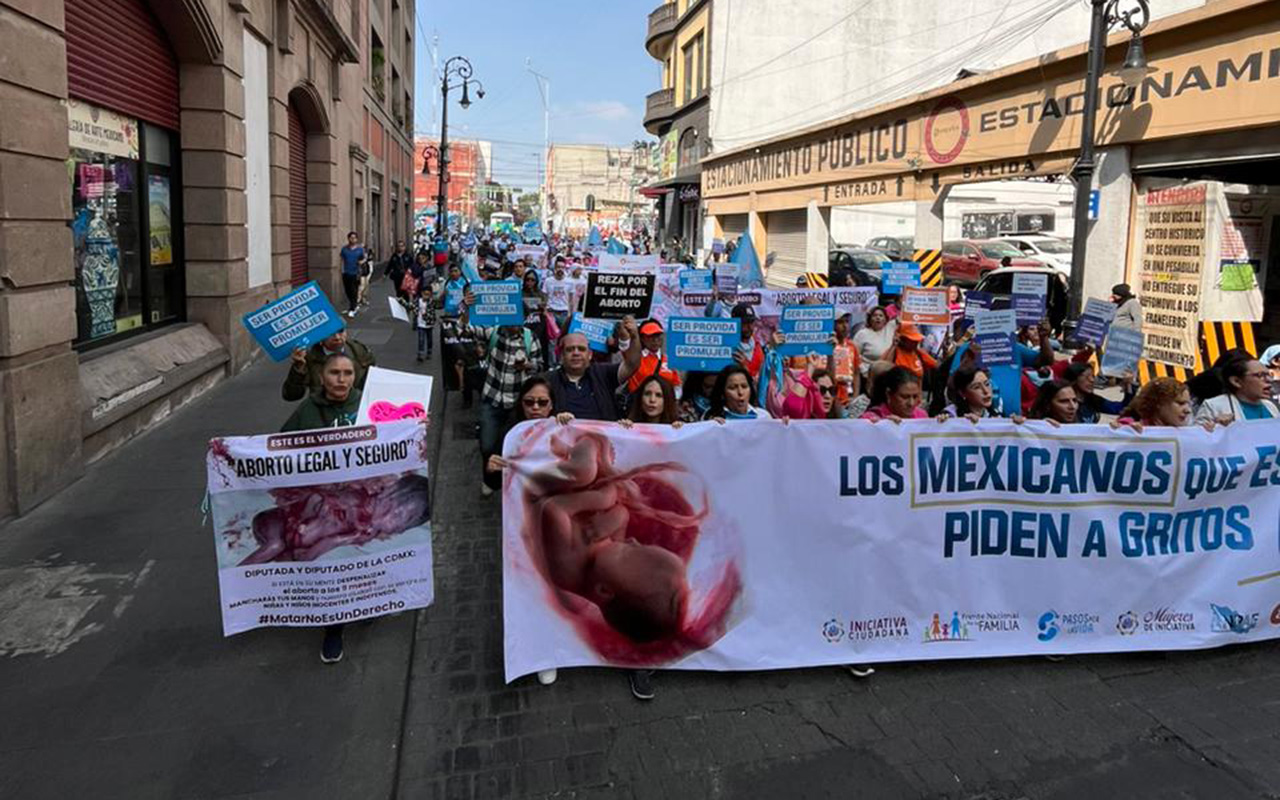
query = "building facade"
xmin=702 ymin=0 xmax=1280 ymax=376
xmin=0 ymin=0 xmax=412 ymax=519
xmin=546 ymin=143 xmax=656 ymax=238
xmin=703 ymin=0 xmax=1205 ymax=287
xmin=413 ymin=137 xmax=485 ymax=228
xmin=642 ymin=0 xmax=710 ymax=253
xmin=359 ymin=0 xmax=415 ymax=258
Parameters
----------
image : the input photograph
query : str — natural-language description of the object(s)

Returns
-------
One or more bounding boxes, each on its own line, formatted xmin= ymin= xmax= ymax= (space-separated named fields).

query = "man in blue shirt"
xmin=339 ymin=231 xmax=366 ymax=318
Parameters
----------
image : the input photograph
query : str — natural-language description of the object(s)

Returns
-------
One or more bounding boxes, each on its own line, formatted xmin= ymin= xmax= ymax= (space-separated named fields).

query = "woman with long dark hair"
xmin=943 ymin=365 xmax=1006 ymax=420
xmin=1192 ymin=349 xmax=1279 ymax=423
xmin=860 ymin=366 xmax=928 ymax=422
xmin=624 ymin=374 xmax=682 ymax=426
xmin=1028 ymin=380 xmax=1080 ymax=426
xmin=706 ymin=364 xmax=772 ymax=421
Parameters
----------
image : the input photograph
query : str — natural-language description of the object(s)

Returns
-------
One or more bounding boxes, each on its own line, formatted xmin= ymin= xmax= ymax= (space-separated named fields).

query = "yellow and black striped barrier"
xmin=800 ymin=271 xmax=829 ymax=288
xmin=1137 ymin=320 xmax=1257 ymax=383
xmin=912 ymin=248 xmax=944 ymax=288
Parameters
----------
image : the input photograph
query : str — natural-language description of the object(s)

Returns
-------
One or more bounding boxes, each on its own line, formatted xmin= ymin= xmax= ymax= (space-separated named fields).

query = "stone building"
xmin=0 ymin=0 xmax=414 ymax=518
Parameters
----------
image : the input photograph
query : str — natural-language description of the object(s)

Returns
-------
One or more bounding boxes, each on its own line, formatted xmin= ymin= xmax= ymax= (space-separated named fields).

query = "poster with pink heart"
xmin=357 ymin=367 xmax=434 ymax=426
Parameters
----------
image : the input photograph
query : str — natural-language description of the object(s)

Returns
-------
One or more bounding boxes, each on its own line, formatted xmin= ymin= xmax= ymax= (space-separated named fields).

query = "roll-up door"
xmin=288 ymin=103 xmax=309 ymax=287
xmin=721 ymin=214 xmax=748 ymax=243
xmin=66 ymin=0 xmax=180 ymax=130
xmin=766 ymin=209 xmax=807 ymax=288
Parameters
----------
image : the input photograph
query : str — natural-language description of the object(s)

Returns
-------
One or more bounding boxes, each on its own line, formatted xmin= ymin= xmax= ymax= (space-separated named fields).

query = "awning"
xmin=638 ymin=186 xmax=672 ymax=198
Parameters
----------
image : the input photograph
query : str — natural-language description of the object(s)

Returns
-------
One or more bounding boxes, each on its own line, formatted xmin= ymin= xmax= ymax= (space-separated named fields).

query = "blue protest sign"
xmin=242 ymin=281 xmax=344 ymax=361
xmin=963 ymin=291 xmax=992 ymax=319
xmin=666 ymin=316 xmax=741 ymax=372
xmin=712 ymin=238 xmax=725 ymax=255
xmin=679 ymin=269 xmax=713 ymax=293
xmin=778 ymin=304 xmax=835 ymax=357
xmin=974 ymin=309 xmax=1017 ymax=368
xmin=715 ymin=263 xmax=740 ymax=294
xmin=468 ymin=280 xmax=524 ymax=327
xmin=1100 ymin=326 xmax=1144 ymax=378
xmin=567 ymin=315 xmax=614 ymax=353
xmin=1011 ymin=273 xmax=1048 ymax=326
xmin=1076 ymin=297 xmax=1117 ymax=347
xmin=880 ymin=262 xmax=921 ymax=295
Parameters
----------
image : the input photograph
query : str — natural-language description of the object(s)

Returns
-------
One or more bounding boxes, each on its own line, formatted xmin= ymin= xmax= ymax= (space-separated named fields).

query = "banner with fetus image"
xmin=207 ymin=420 xmax=433 ymax=635
xmin=501 ymin=418 xmax=1280 ymax=681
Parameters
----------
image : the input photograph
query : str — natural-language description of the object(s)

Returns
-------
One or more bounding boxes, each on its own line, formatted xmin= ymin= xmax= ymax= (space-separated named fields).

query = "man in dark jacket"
xmin=282 ymin=326 xmax=376 ymax=402
xmin=544 ymin=318 xmax=641 ymax=421
xmin=384 ymin=240 xmax=415 ymax=300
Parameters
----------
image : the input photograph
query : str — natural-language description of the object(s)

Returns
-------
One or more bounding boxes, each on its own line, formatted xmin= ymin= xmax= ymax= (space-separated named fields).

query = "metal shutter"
xmin=721 ymin=214 xmax=748 ymax=243
xmin=65 ymin=0 xmax=179 ymax=130
xmin=766 ymin=209 xmax=808 ymax=288
xmin=288 ymin=103 xmax=309 ymax=287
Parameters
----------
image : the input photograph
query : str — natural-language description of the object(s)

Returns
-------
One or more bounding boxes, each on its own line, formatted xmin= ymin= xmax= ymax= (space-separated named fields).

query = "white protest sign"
xmin=357 ymin=366 xmax=433 ymax=424
xmin=502 ymin=418 xmax=1280 ymax=681
xmin=387 ymin=296 xmax=411 ymax=323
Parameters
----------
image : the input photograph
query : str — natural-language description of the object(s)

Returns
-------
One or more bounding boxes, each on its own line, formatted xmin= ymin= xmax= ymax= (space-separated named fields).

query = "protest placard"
xmin=778 ymin=304 xmax=835 ymax=357
xmin=1100 ymin=326 xmax=1144 ymax=378
xmin=715 ymin=263 xmax=740 ymax=294
xmin=900 ymin=286 xmax=951 ymax=326
xmin=501 ymin=418 xmax=1280 ymax=681
xmin=585 ymin=272 xmax=656 ymax=319
xmin=974 ymin=308 xmax=1017 ymax=367
xmin=207 ymin=420 xmax=434 ymax=636
xmin=387 ymin=295 xmax=410 ymax=323
xmin=567 ymin=316 xmax=615 ymax=353
xmin=1076 ymin=297 xmax=1117 ymax=347
xmin=357 ymin=367 xmax=433 ymax=424
xmin=514 ymin=244 xmax=548 ymax=269
xmin=242 ymin=281 xmax=344 ymax=361
xmin=679 ymin=269 xmax=714 ymax=293
xmin=467 ymin=280 xmax=524 ymax=327
xmin=880 ymin=261 xmax=921 ymax=295
xmin=665 ymin=316 xmax=740 ymax=371
xmin=1012 ymin=273 xmax=1049 ymax=326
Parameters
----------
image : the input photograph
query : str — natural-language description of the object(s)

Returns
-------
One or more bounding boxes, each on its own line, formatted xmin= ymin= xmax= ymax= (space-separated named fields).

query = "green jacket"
xmin=281 ymin=388 xmax=363 ymax=432
xmin=281 ymin=339 xmax=376 ymax=402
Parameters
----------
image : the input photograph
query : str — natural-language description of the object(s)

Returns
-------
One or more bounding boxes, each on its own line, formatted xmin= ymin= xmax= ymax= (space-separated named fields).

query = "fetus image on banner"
xmin=507 ymin=423 xmax=741 ymax=666
xmin=230 ymin=474 xmax=431 ymax=565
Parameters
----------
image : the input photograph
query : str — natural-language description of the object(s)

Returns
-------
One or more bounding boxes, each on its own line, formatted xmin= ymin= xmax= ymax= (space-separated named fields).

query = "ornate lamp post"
xmin=433 ymin=56 xmax=484 ymax=237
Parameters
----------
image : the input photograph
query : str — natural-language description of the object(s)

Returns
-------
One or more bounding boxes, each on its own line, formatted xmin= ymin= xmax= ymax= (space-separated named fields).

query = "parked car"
xmin=865 ymin=235 xmax=915 ymax=261
xmin=941 ymin=239 xmax=1043 ymax=285
xmin=998 ymin=234 xmax=1073 ymax=274
xmin=828 ymin=248 xmax=889 ymax=287
xmin=973 ymin=265 xmax=1070 ymax=332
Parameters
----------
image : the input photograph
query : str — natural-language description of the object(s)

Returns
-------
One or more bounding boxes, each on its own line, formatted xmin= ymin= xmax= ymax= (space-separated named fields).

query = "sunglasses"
xmin=817 ymin=384 xmax=835 ymax=396
xmin=522 ymin=397 xmax=551 ymax=408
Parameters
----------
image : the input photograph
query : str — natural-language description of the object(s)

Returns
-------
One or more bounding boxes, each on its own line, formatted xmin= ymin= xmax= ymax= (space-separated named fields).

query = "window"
xmin=678 ymin=128 xmax=699 ymax=170
xmin=682 ymin=40 xmax=695 ymax=103
xmin=695 ymin=34 xmax=705 ymax=96
xmin=70 ymin=99 xmax=182 ymax=346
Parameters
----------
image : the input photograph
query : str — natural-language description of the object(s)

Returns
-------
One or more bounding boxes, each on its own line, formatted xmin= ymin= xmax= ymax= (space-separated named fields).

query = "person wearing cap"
xmin=880 ymin=322 xmax=937 ymax=379
xmin=731 ymin=302 xmax=764 ymax=380
xmin=626 ymin=320 xmax=682 ymax=393
xmin=1111 ymin=283 xmax=1143 ymax=331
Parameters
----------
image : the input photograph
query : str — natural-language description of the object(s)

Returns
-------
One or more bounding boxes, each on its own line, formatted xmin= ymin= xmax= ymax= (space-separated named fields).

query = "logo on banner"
xmin=1037 ymin=610 xmax=1099 ymax=642
xmin=1116 ymin=611 xmax=1139 ymax=635
xmin=924 ymin=95 xmax=970 ymax=165
xmin=822 ymin=619 xmax=845 ymax=642
xmin=1209 ymin=604 xmax=1258 ymax=634
xmin=1142 ymin=607 xmax=1195 ymax=633
xmin=922 ymin=611 xmax=971 ymax=643
xmin=849 ymin=616 xmax=909 ymax=642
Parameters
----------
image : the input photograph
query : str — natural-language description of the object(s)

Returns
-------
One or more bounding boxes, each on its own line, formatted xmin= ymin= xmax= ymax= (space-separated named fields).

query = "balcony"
xmin=645 ymin=3 xmax=677 ymax=59
xmin=643 ymin=88 xmax=675 ymax=134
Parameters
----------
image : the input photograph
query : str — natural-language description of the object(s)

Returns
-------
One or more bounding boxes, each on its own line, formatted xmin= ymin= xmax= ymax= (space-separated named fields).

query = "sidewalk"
xmin=0 ymin=280 xmax=438 ymax=799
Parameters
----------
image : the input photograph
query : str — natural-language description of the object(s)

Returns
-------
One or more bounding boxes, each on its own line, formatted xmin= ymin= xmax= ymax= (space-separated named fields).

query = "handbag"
xmin=400 ymin=272 xmax=420 ymax=297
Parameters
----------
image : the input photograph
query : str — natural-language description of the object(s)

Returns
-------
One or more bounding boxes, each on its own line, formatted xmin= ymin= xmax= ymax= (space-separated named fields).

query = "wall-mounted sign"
xmin=67 ymin=99 xmax=139 ymax=159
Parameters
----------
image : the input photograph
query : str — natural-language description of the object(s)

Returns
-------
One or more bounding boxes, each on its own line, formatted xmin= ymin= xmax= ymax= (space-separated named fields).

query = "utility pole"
xmin=526 ymin=59 xmax=551 ymax=233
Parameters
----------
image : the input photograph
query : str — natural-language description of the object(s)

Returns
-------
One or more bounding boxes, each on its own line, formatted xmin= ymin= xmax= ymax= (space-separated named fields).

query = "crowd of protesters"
xmin=281 ymin=225 xmax=1280 ymax=681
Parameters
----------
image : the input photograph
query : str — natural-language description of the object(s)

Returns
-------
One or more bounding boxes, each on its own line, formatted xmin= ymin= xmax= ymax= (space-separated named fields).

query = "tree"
xmin=515 ymin=192 xmax=541 ymax=225
xmin=476 ymin=200 xmax=496 ymax=226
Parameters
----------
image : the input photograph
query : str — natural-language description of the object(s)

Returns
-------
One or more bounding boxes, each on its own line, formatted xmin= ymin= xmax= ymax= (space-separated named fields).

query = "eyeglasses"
xmin=817 ymin=385 xmax=835 ymax=396
xmin=522 ymin=397 xmax=551 ymax=408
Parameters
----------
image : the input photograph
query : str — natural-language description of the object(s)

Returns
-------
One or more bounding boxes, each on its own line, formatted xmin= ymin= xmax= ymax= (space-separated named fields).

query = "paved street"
xmin=3 ymin=281 xmax=1280 ymax=799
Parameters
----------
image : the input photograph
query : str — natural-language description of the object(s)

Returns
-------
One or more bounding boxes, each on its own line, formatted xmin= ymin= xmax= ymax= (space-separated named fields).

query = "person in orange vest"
xmin=626 ymin=319 xmax=682 ymax=394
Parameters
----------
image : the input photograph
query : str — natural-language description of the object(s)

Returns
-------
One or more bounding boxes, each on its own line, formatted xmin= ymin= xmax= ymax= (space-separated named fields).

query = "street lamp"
xmin=434 ymin=56 xmax=483 ymax=237
xmin=1067 ymin=0 xmax=1150 ymax=319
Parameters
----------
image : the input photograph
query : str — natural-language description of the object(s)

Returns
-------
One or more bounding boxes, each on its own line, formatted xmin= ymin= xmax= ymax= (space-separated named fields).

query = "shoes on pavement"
xmin=629 ymin=669 xmax=655 ymax=700
xmin=320 ymin=626 xmax=345 ymax=664
xmin=846 ymin=665 xmax=875 ymax=678
xmin=537 ymin=669 xmax=557 ymax=685
xmin=481 ymin=483 xmax=494 ymax=497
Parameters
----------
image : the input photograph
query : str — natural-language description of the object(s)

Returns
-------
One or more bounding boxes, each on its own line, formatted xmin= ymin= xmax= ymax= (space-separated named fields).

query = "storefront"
xmin=66 ymin=0 xmax=184 ymax=349
xmin=700 ymin=0 xmax=1280 ymax=369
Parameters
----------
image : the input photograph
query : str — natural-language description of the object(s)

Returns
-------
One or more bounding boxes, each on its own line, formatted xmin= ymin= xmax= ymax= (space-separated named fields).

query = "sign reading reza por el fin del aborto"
xmin=584 ymin=271 xmax=655 ymax=320
xmin=242 ymin=282 xmax=344 ymax=361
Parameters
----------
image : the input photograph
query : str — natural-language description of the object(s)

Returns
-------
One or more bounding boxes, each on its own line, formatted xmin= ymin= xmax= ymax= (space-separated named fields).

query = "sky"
xmin=412 ymin=1 xmax=658 ymax=190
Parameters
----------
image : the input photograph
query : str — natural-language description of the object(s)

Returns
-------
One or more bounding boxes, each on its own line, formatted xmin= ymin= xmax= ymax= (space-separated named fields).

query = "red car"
xmin=941 ymin=239 xmax=1043 ymax=285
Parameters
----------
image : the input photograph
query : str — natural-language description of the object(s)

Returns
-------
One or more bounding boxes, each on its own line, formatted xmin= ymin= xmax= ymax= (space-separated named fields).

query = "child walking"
xmin=415 ymin=283 xmax=438 ymax=362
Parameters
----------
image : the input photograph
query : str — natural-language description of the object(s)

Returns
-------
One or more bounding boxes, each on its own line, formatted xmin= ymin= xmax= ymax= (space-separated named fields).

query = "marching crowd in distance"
xmin=281 ymin=226 xmax=1280 ymax=678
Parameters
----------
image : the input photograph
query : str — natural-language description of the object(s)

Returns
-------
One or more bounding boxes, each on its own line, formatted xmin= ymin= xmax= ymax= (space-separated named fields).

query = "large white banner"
xmin=207 ymin=420 xmax=433 ymax=635
xmin=502 ymin=418 xmax=1280 ymax=681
